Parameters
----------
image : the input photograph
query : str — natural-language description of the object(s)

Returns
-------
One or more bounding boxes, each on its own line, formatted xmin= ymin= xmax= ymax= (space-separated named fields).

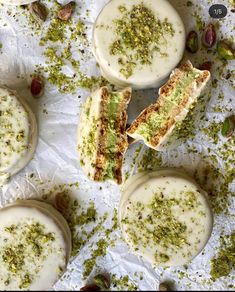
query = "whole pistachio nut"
xmin=31 ymin=75 xmax=44 ymax=98
xmin=199 ymin=61 xmax=213 ymax=71
xmin=93 ymin=274 xmax=110 ymax=290
xmin=230 ymin=0 xmax=235 ymax=8
xmin=217 ymin=41 xmax=235 ymax=60
xmin=29 ymin=2 xmax=48 ymax=21
xmin=80 ymin=284 xmax=101 ymax=291
xmin=186 ymin=31 xmax=199 ymax=53
xmin=159 ymin=282 xmax=170 ymax=291
xmin=54 ymin=192 xmax=69 ymax=213
xmin=202 ymin=23 xmax=216 ymax=48
xmin=221 ymin=116 xmax=235 ymax=138
xmin=58 ymin=1 xmax=76 ymax=21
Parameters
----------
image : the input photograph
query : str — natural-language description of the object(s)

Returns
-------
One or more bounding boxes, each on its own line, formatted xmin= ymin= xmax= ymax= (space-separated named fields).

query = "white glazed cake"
xmin=119 ymin=169 xmax=213 ymax=267
xmin=0 ymin=200 xmax=71 ymax=290
xmin=127 ymin=61 xmax=211 ymax=150
xmin=92 ymin=0 xmax=185 ymax=89
xmin=0 ymin=87 xmax=37 ymax=185
xmin=77 ymin=86 xmax=131 ymax=184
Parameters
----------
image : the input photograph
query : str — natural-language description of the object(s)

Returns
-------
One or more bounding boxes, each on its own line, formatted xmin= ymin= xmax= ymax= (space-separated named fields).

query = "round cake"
xmin=0 ymin=200 xmax=71 ymax=290
xmin=92 ymin=0 xmax=185 ymax=89
xmin=0 ymin=87 xmax=37 ymax=185
xmin=119 ymin=169 xmax=213 ymax=267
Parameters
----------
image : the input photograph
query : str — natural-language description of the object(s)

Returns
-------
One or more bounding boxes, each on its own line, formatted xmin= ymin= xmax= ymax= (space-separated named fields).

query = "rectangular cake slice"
xmin=126 ymin=60 xmax=210 ymax=150
xmin=77 ymin=86 xmax=131 ymax=184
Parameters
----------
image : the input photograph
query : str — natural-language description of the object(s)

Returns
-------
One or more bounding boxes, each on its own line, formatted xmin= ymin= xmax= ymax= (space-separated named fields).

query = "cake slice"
xmin=126 ymin=60 xmax=210 ymax=150
xmin=77 ymin=87 xmax=132 ymax=184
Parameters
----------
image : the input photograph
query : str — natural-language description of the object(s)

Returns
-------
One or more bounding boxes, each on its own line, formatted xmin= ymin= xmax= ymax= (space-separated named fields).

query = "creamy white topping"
xmin=0 ymin=200 xmax=71 ymax=290
xmin=77 ymin=89 xmax=102 ymax=180
xmin=119 ymin=169 xmax=213 ymax=267
xmin=0 ymin=87 xmax=37 ymax=185
xmin=93 ymin=0 xmax=185 ymax=89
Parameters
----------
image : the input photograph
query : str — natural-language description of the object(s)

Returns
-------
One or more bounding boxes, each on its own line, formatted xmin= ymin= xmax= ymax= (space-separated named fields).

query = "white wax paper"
xmin=0 ymin=0 xmax=235 ymax=290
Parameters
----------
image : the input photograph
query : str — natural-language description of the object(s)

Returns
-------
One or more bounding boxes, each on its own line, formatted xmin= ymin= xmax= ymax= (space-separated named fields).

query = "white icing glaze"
xmin=0 ymin=200 xmax=71 ymax=290
xmin=119 ymin=169 xmax=213 ymax=267
xmin=92 ymin=0 xmax=185 ymax=89
xmin=77 ymin=88 xmax=102 ymax=179
xmin=0 ymin=87 xmax=37 ymax=185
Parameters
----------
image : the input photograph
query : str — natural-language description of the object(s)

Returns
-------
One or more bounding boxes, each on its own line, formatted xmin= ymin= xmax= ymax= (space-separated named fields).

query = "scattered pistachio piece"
xmin=202 ymin=23 xmax=216 ymax=48
xmin=58 ymin=1 xmax=76 ymax=21
xmin=29 ymin=2 xmax=48 ymax=22
xmin=221 ymin=116 xmax=235 ymax=138
xmin=30 ymin=75 xmax=44 ymax=98
xmin=80 ymin=284 xmax=101 ymax=291
xmin=217 ymin=41 xmax=235 ymax=60
xmin=186 ymin=31 xmax=199 ymax=53
xmin=199 ymin=61 xmax=213 ymax=71
xmin=93 ymin=274 xmax=110 ymax=290
xmin=159 ymin=282 xmax=170 ymax=291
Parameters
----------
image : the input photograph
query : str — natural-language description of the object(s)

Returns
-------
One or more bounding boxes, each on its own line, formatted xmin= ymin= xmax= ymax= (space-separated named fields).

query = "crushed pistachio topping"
xmin=0 ymin=221 xmax=57 ymax=289
xmin=122 ymin=187 xmax=204 ymax=264
xmin=210 ymin=232 xmax=235 ymax=280
xmin=109 ymin=3 xmax=175 ymax=78
xmin=0 ymin=91 xmax=29 ymax=174
xmin=26 ymin=178 xmax=119 ymax=279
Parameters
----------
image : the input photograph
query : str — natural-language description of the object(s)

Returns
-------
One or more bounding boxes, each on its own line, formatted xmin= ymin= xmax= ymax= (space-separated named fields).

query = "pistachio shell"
xmin=54 ymin=193 xmax=69 ymax=214
xmin=29 ymin=2 xmax=48 ymax=22
xmin=58 ymin=1 xmax=76 ymax=21
xmin=159 ymin=283 xmax=170 ymax=291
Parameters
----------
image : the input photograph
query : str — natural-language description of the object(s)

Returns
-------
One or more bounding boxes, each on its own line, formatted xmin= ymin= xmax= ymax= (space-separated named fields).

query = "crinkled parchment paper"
xmin=0 ymin=0 xmax=235 ymax=290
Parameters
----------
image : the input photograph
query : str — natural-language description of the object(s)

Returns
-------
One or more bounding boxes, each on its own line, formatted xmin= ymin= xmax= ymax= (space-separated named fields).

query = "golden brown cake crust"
xmin=94 ymin=87 xmax=131 ymax=184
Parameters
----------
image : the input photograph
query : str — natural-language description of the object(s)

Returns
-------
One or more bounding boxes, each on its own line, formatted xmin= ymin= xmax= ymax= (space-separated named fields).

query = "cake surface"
xmin=77 ymin=86 xmax=131 ymax=184
xmin=127 ymin=61 xmax=210 ymax=150
xmin=92 ymin=0 xmax=185 ymax=89
xmin=0 ymin=200 xmax=71 ymax=290
xmin=0 ymin=87 xmax=37 ymax=185
xmin=119 ymin=169 xmax=213 ymax=267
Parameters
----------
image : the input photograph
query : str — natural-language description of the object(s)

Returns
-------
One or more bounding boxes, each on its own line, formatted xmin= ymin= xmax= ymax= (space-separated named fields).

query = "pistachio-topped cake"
xmin=92 ymin=0 xmax=185 ymax=89
xmin=77 ymin=87 xmax=131 ymax=184
xmin=0 ymin=87 xmax=37 ymax=185
xmin=0 ymin=200 xmax=71 ymax=290
xmin=119 ymin=169 xmax=213 ymax=266
xmin=127 ymin=61 xmax=211 ymax=150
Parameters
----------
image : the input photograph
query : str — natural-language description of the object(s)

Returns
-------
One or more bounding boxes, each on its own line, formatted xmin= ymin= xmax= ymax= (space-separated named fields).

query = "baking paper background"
xmin=0 ymin=0 xmax=235 ymax=290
